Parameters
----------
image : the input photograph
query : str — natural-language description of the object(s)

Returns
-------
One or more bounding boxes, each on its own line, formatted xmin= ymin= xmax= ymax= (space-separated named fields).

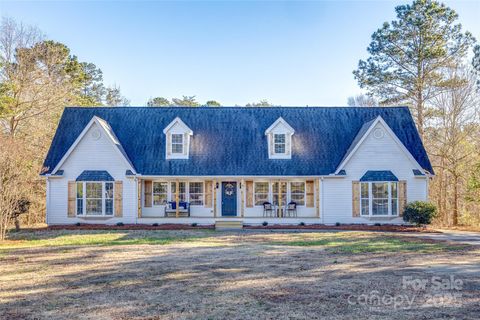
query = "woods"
xmin=0 ymin=0 xmax=480 ymax=239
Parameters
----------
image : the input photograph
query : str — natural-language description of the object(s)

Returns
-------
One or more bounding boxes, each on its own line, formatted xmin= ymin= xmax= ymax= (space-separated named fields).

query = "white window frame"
xmin=188 ymin=181 xmax=204 ymax=206
xmin=273 ymin=133 xmax=286 ymax=155
xmin=254 ymin=181 xmax=270 ymax=206
xmin=171 ymin=133 xmax=184 ymax=155
xmin=76 ymin=181 xmax=114 ymax=217
xmin=359 ymin=181 xmax=399 ymax=217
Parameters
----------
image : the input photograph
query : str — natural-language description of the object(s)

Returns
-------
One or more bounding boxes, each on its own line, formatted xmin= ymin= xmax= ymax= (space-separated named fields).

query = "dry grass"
xmin=0 ymin=230 xmax=479 ymax=319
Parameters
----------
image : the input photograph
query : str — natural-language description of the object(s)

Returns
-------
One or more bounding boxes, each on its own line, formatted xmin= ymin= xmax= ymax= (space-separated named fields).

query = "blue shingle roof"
xmin=42 ymin=106 xmax=433 ymax=176
xmin=76 ymin=170 xmax=114 ymax=182
xmin=360 ymin=170 xmax=399 ymax=182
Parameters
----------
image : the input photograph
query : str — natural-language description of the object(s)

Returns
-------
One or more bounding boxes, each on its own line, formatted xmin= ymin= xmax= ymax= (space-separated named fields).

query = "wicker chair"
xmin=285 ymin=202 xmax=297 ymax=218
xmin=263 ymin=202 xmax=275 ymax=217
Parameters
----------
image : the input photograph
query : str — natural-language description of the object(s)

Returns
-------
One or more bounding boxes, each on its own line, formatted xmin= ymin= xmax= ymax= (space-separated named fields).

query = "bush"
xmin=262 ymin=221 xmax=268 ymax=227
xmin=191 ymin=223 xmax=197 ymax=227
xmin=335 ymin=222 xmax=341 ymax=226
xmin=152 ymin=223 xmax=159 ymax=227
xmin=298 ymin=222 xmax=305 ymax=226
xmin=75 ymin=222 xmax=81 ymax=227
xmin=374 ymin=223 xmax=381 ymax=226
xmin=116 ymin=222 xmax=124 ymax=227
xmin=402 ymin=201 xmax=437 ymax=226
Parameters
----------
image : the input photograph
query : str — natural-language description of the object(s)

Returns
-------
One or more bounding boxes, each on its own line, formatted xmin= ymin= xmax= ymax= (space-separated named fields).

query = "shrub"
xmin=116 ymin=222 xmax=124 ymax=227
xmin=402 ymin=201 xmax=437 ymax=226
xmin=335 ymin=222 xmax=341 ymax=226
xmin=191 ymin=223 xmax=198 ymax=227
xmin=298 ymin=222 xmax=305 ymax=226
xmin=75 ymin=222 xmax=81 ymax=227
xmin=152 ymin=223 xmax=159 ymax=227
xmin=374 ymin=223 xmax=381 ymax=226
xmin=262 ymin=221 xmax=268 ymax=227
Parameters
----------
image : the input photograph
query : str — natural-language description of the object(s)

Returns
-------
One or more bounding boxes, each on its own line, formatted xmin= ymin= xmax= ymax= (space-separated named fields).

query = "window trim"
xmin=76 ymin=181 xmax=115 ymax=217
xmin=359 ymin=181 xmax=399 ymax=217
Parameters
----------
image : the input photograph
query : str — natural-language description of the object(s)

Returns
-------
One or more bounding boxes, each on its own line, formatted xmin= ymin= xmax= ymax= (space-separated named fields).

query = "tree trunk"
xmin=14 ymin=216 xmax=20 ymax=232
xmin=453 ymin=175 xmax=459 ymax=226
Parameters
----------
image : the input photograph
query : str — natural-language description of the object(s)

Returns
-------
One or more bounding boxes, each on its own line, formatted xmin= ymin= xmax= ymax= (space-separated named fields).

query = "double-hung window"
xmin=153 ymin=182 xmax=168 ymax=205
xmin=76 ymin=182 xmax=114 ymax=216
xmin=272 ymin=181 xmax=287 ymax=206
xmin=171 ymin=134 xmax=184 ymax=154
xmin=360 ymin=182 xmax=398 ymax=216
xmin=273 ymin=134 xmax=286 ymax=154
xmin=290 ymin=182 xmax=305 ymax=206
xmin=189 ymin=182 xmax=204 ymax=206
xmin=170 ymin=182 xmax=187 ymax=202
xmin=254 ymin=182 xmax=269 ymax=205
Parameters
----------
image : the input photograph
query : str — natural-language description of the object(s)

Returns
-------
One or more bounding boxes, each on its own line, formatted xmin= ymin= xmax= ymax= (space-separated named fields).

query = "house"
xmin=41 ymin=106 xmax=433 ymax=226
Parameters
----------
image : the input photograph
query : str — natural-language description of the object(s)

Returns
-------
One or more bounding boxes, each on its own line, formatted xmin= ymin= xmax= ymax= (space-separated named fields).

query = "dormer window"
xmin=265 ymin=117 xmax=294 ymax=159
xmin=163 ymin=117 xmax=193 ymax=160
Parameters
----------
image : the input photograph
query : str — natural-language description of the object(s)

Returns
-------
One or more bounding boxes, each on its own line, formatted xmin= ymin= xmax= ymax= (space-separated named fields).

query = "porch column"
xmin=240 ymin=179 xmax=245 ymax=218
xmin=175 ymin=179 xmax=180 ymax=218
xmin=137 ymin=178 xmax=142 ymax=218
xmin=315 ymin=178 xmax=320 ymax=218
xmin=213 ymin=180 xmax=217 ymax=218
xmin=278 ymin=180 xmax=282 ymax=218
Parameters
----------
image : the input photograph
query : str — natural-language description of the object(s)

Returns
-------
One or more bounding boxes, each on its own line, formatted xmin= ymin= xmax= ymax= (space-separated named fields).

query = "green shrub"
xmin=191 ymin=223 xmax=198 ymax=227
xmin=262 ymin=221 xmax=268 ymax=227
xmin=335 ymin=222 xmax=341 ymax=226
xmin=299 ymin=222 xmax=305 ymax=226
xmin=402 ymin=201 xmax=437 ymax=226
xmin=152 ymin=223 xmax=159 ymax=227
xmin=116 ymin=222 xmax=124 ymax=227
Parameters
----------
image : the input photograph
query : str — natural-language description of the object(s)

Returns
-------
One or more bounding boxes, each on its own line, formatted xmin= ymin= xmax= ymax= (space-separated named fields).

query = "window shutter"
xmin=306 ymin=180 xmax=314 ymax=207
xmin=399 ymin=180 xmax=407 ymax=216
xmin=137 ymin=179 xmax=142 ymax=218
xmin=67 ymin=181 xmax=76 ymax=217
xmin=144 ymin=180 xmax=152 ymax=207
xmin=352 ymin=181 xmax=360 ymax=217
xmin=114 ymin=181 xmax=123 ymax=217
xmin=285 ymin=135 xmax=291 ymax=156
xmin=246 ymin=181 xmax=253 ymax=207
xmin=183 ymin=133 xmax=189 ymax=155
xmin=166 ymin=133 xmax=171 ymax=156
xmin=205 ymin=180 xmax=213 ymax=208
xmin=269 ymin=134 xmax=274 ymax=155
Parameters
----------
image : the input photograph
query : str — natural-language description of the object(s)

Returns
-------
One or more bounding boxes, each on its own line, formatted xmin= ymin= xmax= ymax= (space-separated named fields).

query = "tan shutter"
xmin=246 ymin=180 xmax=254 ymax=207
xmin=183 ymin=133 xmax=189 ymax=156
xmin=114 ymin=181 xmax=123 ymax=217
xmin=144 ymin=180 xmax=152 ymax=207
xmin=205 ymin=180 xmax=213 ymax=208
xmin=166 ymin=133 xmax=171 ymax=156
xmin=399 ymin=180 xmax=407 ymax=216
xmin=137 ymin=179 xmax=142 ymax=218
xmin=269 ymin=134 xmax=274 ymax=155
xmin=285 ymin=135 xmax=291 ymax=156
xmin=315 ymin=179 xmax=320 ymax=217
xmin=306 ymin=180 xmax=314 ymax=207
xmin=68 ymin=181 xmax=76 ymax=217
xmin=352 ymin=181 xmax=360 ymax=217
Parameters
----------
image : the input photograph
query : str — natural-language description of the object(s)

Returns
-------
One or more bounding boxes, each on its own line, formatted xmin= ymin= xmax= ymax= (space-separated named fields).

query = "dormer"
xmin=163 ymin=117 xmax=193 ymax=159
xmin=265 ymin=117 xmax=294 ymax=159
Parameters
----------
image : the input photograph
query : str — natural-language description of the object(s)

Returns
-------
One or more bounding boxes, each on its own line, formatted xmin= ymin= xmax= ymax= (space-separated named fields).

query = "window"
xmin=360 ymin=181 xmax=398 ymax=216
xmin=274 ymin=134 xmax=286 ymax=154
xmin=86 ymin=182 xmax=103 ymax=215
xmin=189 ymin=182 xmax=204 ymax=205
xmin=290 ymin=182 xmax=305 ymax=206
xmin=254 ymin=182 xmax=269 ymax=205
xmin=76 ymin=182 xmax=114 ymax=216
xmin=171 ymin=134 xmax=184 ymax=154
xmin=153 ymin=182 xmax=168 ymax=205
xmin=76 ymin=182 xmax=84 ymax=215
xmin=170 ymin=182 xmax=186 ymax=202
xmin=272 ymin=182 xmax=287 ymax=206
xmin=105 ymin=182 xmax=114 ymax=215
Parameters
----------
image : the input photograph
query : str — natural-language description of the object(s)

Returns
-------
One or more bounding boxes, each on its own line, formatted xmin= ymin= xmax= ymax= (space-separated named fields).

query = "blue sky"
xmin=1 ymin=1 xmax=479 ymax=106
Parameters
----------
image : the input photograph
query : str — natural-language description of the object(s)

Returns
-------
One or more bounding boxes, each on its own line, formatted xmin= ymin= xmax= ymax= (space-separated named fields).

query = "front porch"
xmin=136 ymin=177 xmax=321 ymax=221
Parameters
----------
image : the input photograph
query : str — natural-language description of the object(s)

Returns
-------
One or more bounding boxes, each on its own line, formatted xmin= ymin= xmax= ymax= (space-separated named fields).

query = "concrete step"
xmin=215 ymin=220 xmax=243 ymax=230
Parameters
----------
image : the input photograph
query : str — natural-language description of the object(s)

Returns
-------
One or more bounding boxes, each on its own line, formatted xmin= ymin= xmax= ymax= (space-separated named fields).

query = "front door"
xmin=221 ymin=182 xmax=237 ymax=216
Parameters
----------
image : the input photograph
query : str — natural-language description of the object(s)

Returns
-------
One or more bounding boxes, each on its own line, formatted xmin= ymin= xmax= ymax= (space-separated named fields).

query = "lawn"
xmin=0 ymin=230 xmax=479 ymax=319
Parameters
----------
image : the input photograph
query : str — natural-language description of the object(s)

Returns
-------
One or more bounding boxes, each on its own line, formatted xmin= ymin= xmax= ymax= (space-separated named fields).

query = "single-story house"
xmin=41 ymin=106 xmax=433 ymax=225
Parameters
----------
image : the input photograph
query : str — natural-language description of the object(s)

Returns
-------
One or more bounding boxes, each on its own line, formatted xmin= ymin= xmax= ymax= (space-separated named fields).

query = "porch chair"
xmin=285 ymin=202 xmax=297 ymax=218
xmin=164 ymin=201 xmax=191 ymax=217
xmin=263 ymin=202 xmax=275 ymax=217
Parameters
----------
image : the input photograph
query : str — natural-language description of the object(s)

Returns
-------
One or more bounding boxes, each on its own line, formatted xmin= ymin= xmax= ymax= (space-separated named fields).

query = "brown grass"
xmin=0 ymin=230 xmax=479 ymax=320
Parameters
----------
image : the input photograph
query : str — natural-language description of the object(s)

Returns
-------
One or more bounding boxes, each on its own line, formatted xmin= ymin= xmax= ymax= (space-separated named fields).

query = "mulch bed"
xmin=31 ymin=223 xmax=439 ymax=233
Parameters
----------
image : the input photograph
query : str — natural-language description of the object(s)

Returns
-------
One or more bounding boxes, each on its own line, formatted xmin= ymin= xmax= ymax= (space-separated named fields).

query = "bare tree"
xmin=347 ymin=94 xmax=379 ymax=107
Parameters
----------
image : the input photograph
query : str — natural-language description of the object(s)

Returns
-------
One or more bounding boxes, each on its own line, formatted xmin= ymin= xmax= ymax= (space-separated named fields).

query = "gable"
xmin=42 ymin=107 xmax=432 ymax=176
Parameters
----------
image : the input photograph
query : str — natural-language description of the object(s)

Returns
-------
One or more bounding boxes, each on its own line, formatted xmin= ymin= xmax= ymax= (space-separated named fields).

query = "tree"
xmin=77 ymin=62 xmax=105 ymax=106
xmin=246 ymin=99 xmax=274 ymax=107
xmin=353 ymin=0 xmax=476 ymax=138
xmin=171 ymin=95 xmax=200 ymax=107
xmin=147 ymin=97 xmax=171 ymax=107
xmin=105 ymin=85 xmax=130 ymax=106
xmin=205 ymin=100 xmax=221 ymax=107
xmin=347 ymin=94 xmax=378 ymax=107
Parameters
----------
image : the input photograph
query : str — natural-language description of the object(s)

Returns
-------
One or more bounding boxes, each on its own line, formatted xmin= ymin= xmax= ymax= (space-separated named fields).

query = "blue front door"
xmin=221 ymin=182 xmax=237 ymax=216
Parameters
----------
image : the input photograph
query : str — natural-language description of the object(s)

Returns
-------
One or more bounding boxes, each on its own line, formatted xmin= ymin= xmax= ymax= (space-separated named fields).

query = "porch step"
xmin=215 ymin=220 xmax=243 ymax=230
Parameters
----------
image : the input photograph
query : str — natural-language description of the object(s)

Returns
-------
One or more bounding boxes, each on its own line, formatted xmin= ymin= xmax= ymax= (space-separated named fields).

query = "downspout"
xmin=134 ymin=177 xmax=138 ymax=225
xmin=321 ymin=177 xmax=324 ymax=224
xmin=45 ymin=177 xmax=50 ymax=225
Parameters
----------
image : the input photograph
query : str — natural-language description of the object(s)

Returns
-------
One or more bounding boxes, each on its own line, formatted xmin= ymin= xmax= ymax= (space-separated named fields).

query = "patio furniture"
xmin=165 ymin=201 xmax=190 ymax=217
xmin=284 ymin=202 xmax=297 ymax=218
xmin=263 ymin=202 xmax=275 ymax=217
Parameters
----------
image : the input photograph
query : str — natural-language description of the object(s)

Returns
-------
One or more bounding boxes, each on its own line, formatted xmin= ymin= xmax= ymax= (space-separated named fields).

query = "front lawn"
xmin=0 ymin=230 xmax=478 ymax=319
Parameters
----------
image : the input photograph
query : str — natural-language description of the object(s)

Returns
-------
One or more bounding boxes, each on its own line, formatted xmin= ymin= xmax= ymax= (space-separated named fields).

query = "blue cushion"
xmin=169 ymin=201 xmax=188 ymax=209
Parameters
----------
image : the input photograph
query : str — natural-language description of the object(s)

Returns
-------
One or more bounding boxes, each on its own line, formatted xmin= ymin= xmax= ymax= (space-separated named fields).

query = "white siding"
xmin=47 ymin=123 xmax=136 ymax=225
xmin=322 ymin=121 xmax=428 ymax=224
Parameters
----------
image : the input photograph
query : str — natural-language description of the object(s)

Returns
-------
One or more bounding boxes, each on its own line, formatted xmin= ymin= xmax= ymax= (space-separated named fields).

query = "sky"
xmin=1 ymin=0 xmax=479 ymax=106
